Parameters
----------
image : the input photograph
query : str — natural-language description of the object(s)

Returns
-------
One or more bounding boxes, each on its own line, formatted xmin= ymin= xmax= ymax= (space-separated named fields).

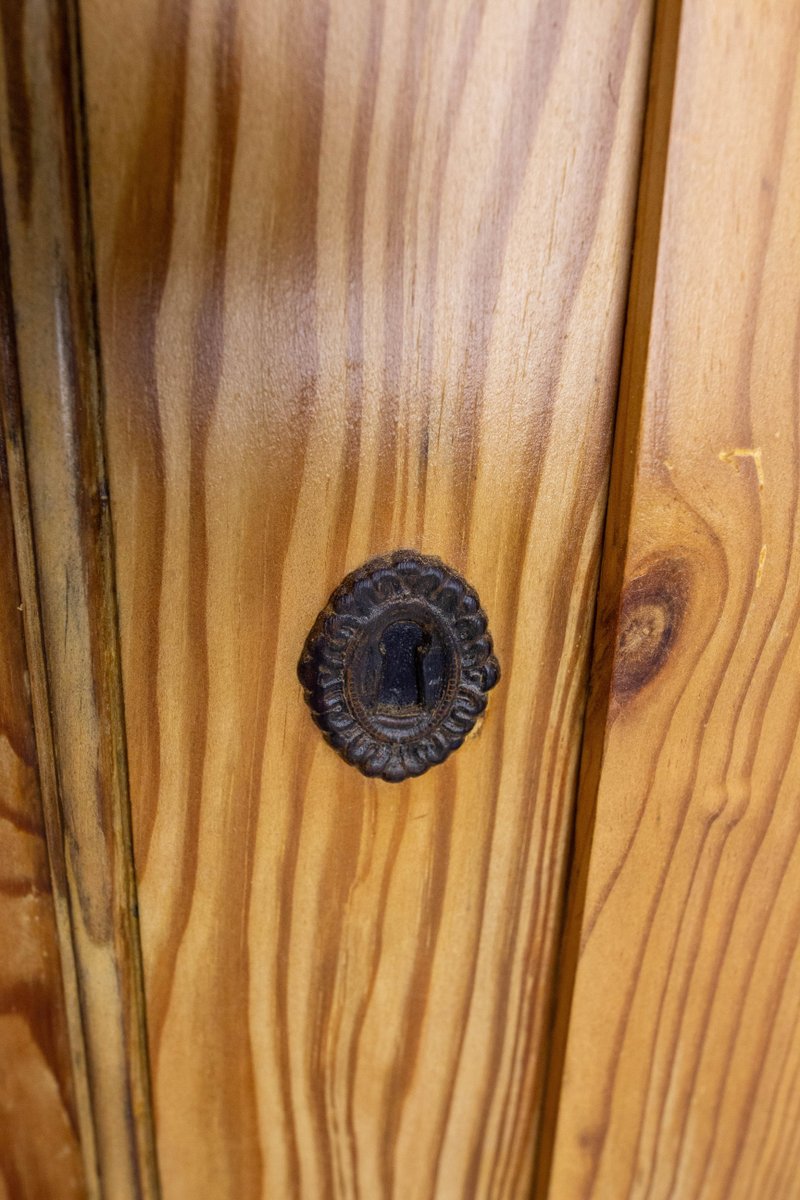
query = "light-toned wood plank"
xmin=544 ymin=1 xmax=800 ymax=1196
xmin=79 ymin=0 xmax=655 ymax=1194
xmin=0 ymin=2 xmax=158 ymax=1195
xmin=0 ymin=225 xmax=85 ymax=1197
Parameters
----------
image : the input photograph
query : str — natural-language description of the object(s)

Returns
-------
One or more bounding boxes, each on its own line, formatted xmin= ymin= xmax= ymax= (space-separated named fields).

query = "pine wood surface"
xmin=0 ymin=307 xmax=84 ymax=1197
xmin=544 ymin=1 xmax=800 ymax=1197
xmin=0 ymin=2 xmax=158 ymax=1196
xmin=78 ymin=0 xmax=655 ymax=1195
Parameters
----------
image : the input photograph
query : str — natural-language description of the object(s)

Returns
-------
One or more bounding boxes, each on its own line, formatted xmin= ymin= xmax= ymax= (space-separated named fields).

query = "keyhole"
xmin=377 ymin=621 xmax=429 ymax=710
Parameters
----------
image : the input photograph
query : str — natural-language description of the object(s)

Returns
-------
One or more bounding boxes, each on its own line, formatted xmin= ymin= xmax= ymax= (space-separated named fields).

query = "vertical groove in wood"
xmin=0 ymin=1 xmax=159 ymax=1196
xmin=545 ymin=0 xmax=800 ymax=1195
xmin=0 ymin=183 xmax=88 ymax=1200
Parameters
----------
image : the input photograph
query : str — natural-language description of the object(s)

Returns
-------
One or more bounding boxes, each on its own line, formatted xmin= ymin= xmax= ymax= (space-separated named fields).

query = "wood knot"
xmin=612 ymin=557 xmax=690 ymax=701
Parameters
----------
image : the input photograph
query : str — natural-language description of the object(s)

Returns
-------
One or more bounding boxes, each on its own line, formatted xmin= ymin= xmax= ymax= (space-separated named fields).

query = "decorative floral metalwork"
xmin=298 ymin=550 xmax=500 ymax=782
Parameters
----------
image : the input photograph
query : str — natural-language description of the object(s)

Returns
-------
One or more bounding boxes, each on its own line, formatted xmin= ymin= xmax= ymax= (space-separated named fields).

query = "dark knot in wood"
xmin=298 ymin=550 xmax=500 ymax=782
xmin=612 ymin=557 xmax=690 ymax=700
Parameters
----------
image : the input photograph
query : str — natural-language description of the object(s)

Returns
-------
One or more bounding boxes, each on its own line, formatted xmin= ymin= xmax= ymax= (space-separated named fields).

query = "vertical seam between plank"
xmin=528 ymin=2 xmax=685 ymax=1196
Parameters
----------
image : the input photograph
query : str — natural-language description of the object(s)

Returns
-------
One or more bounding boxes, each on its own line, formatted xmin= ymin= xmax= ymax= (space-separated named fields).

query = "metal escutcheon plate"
xmin=298 ymin=550 xmax=500 ymax=782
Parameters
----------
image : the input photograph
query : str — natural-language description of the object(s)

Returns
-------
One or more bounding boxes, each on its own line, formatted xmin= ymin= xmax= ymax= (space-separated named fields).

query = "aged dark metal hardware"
xmin=297 ymin=550 xmax=500 ymax=782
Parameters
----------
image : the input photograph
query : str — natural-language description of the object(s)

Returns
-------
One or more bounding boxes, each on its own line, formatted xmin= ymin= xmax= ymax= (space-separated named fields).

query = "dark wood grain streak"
xmin=108 ymin=0 xmax=188 ymax=881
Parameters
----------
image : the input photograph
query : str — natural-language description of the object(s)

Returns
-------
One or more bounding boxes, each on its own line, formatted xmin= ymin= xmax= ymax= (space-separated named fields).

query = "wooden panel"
xmin=79 ymin=0 xmax=655 ymax=1195
xmin=0 ymin=1 xmax=157 ymax=1196
xmin=0 ymin=244 xmax=84 ymax=1197
xmin=543 ymin=1 xmax=800 ymax=1197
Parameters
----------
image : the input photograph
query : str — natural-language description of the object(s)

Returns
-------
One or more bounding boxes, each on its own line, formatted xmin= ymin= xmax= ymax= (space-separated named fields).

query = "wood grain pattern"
xmin=0 ymin=2 xmax=157 ymax=1196
xmin=79 ymin=0 xmax=655 ymax=1194
xmin=544 ymin=1 xmax=800 ymax=1196
xmin=0 ymin=233 xmax=84 ymax=1197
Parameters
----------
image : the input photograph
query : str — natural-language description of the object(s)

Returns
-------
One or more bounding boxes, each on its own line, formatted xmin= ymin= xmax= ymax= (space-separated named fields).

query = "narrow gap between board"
xmin=529 ymin=1 xmax=685 ymax=1195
